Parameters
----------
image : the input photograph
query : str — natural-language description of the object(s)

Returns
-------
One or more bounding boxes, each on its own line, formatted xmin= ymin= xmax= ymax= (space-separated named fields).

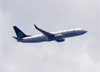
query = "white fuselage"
xmin=19 ymin=28 xmax=87 ymax=43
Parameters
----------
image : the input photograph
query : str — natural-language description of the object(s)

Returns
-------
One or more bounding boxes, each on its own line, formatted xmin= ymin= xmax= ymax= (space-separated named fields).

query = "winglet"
xmin=34 ymin=24 xmax=38 ymax=29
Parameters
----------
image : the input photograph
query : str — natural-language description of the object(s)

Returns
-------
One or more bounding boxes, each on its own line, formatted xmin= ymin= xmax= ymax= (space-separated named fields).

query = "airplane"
xmin=13 ymin=24 xmax=87 ymax=43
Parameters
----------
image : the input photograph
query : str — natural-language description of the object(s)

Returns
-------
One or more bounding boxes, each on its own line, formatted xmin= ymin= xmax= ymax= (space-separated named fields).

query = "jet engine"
xmin=55 ymin=34 xmax=65 ymax=42
xmin=56 ymin=38 xmax=65 ymax=42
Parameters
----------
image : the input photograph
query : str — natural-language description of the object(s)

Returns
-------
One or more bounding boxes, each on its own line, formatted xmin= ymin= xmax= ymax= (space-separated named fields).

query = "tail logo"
xmin=18 ymin=32 xmax=23 ymax=38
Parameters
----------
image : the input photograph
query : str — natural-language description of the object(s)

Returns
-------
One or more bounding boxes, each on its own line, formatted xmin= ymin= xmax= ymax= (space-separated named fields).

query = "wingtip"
xmin=34 ymin=24 xmax=38 ymax=29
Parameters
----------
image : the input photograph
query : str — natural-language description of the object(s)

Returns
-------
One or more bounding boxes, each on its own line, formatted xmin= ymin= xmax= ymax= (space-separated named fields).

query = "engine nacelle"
xmin=55 ymin=34 xmax=65 ymax=42
xmin=56 ymin=38 xmax=65 ymax=42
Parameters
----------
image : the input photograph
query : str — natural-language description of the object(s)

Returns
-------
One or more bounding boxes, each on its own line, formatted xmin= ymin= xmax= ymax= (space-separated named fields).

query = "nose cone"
xmin=84 ymin=30 xmax=87 ymax=33
xmin=83 ymin=29 xmax=88 ymax=34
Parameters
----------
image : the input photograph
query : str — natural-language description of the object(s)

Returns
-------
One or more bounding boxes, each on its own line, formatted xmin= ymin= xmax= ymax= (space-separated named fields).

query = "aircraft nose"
xmin=84 ymin=31 xmax=87 ymax=33
xmin=83 ymin=29 xmax=87 ymax=33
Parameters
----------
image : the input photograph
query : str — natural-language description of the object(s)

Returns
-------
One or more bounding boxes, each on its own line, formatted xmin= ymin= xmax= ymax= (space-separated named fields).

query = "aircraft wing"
xmin=34 ymin=24 xmax=55 ymax=40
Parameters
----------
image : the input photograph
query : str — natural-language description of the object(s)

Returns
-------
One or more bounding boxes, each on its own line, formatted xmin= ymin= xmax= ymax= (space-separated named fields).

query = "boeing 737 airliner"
xmin=13 ymin=24 xmax=87 ymax=43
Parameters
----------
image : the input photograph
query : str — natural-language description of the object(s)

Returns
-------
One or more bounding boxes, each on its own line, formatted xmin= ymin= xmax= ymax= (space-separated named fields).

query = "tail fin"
xmin=13 ymin=26 xmax=28 ymax=38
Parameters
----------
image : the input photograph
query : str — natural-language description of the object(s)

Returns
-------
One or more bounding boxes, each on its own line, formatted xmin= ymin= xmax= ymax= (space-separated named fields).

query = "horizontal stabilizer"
xmin=13 ymin=36 xmax=22 ymax=41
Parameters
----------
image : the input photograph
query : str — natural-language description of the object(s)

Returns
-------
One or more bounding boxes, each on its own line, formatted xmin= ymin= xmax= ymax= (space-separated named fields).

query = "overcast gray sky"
xmin=0 ymin=0 xmax=100 ymax=72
